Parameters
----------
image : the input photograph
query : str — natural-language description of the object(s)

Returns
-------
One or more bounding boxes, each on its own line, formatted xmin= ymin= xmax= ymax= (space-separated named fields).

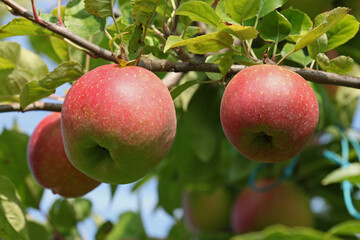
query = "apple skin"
xmin=61 ymin=65 xmax=177 ymax=184
xmin=220 ymin=65 xmax=319 ymax=163
xmin=182 ymin=187 xmax=232 ymax=234
xmin=232 ymin=179 xmax=314 ymax=233
xmin=27 ymin=113 xmax=101 ymax=198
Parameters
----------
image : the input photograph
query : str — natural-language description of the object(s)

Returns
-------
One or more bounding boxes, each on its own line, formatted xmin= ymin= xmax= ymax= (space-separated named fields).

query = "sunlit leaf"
xmin=294 ymin=7 xmax=349 ymax=51
xmin=328 ymin=220 xmax=360 ymax=236
xmin=281 ymin=9 xmax=312 ymax=42
xmin=176 ymin=1 xmax=220 ymax=27
xmin=217 ymin=23 xmax=258 ymax=40
xmin=0 ymin=18 xmax=56 ymax=39
xmin=85 ymin=0 xmax=113 ymax=18
xmin=105 ymin=211 xmax=145 ymax=240
xmin=225 ymin=0 xmax=260 ymax=23
xmin=322 ymin=162 xmax=360 ymax=185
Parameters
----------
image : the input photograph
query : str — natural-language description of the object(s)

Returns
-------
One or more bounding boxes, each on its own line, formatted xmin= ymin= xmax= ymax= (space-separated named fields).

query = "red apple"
xmin=220 ymin=65 xmax=319 ymax=163
xmin=27 ymin=113 xmax=100 ymax=198
xmin=61 ymin=65 xmax=176 ymax=184
xmin=182 ymin=187 xmax=232 ymax=233
xmin=232 ymin=179 xmax=314 ymax=233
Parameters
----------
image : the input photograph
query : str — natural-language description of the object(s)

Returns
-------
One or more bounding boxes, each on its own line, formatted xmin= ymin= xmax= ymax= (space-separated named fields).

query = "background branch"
xmin=0 ymin=102 xmax=62 ymax=113
xmin=1 ymin=0 xmax=360 ymax=90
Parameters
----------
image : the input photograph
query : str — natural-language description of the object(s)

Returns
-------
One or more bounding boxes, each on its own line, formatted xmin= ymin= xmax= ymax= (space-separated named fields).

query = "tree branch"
xmin=0 ymin=102 xmax=62 ymax=113
xmin=1 ymin=0 xmax=360 ymax=90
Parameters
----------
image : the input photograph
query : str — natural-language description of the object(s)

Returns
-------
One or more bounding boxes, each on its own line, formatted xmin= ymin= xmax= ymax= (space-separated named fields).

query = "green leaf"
xmin=72 ymin=198 xmax=92 ymax=221
xmin=20 ymin=61 xmax=83 ymax=108
xmin=280 ymin=43 xmax=312 ymax=67
xmin=0 ymin=56 xmax=15 ymax=70
xmin=326 ymin=14 xmax=360 ymax=51
xmin=85 ymin=0 xmax=113 ymax=18
xmin=105 ymin=211 xmax=145 ymax=240
xmin=225 ymin=0 xmax=260 ymax=23
xmin=294 ymin=7 xmax=349 ymax=51
xmin=308 ymin=33 xmax=328 ymax=59
xmin=49 ymin=199 xmax=77 ymax=233
xmin=65 ymin=0 xmax=106 ymax=38
xmin=0 ymin=18 xmax=56 ymax=39
xmin=316 ymin=53 xmax=330 ymax=70
xmin=328 ymin=56 xmax=355 ymax=74
xmin=322 ymin=162 xmax=360 ymax=185
xmin=176 ymin=1 xmax=220 ymax=27
xmin=0 ymin=129 xmax=43 ymax=209
xmin=217 ymin=23 xmax=258 ymax=40
xmin=328 ymin=220 xmax=360 ymax=236
xmin=128 ymin=24 xmax=143 ymax=59
xmin=27 ymin=220 xmax=51 ymax=240
xmin=163 ymin=35 xmax=182 ymax=53
xmin=132 ymin=0 xmax=159 ymax=25
xmin=281 ymin=9 xmax=312 ymax=42
xmin=96 ymin=221 xmax=113 ymax=240
xmin=219 ymin=51 xmax=234 ymax=76
xmin=171 ymin=80 xmax=200 ymax=100
xmin=260 ymin=10 xmax=291 ymax=42
xmin=0 ymin=175 xmax=28 ymax=240
xmin=164 ymin=31 xmax=233 ymax=54
xmin=258 ymin=0 xmax=287 ymax=18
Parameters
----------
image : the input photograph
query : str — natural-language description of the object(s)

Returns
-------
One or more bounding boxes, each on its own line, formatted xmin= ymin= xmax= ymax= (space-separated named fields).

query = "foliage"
xmin=0 ymin=0 xmax=360 ymax=239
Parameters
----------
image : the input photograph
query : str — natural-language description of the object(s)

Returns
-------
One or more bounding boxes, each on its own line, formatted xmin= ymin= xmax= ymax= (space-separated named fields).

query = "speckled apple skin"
xmin=27 ymin=113 xmax=100 ymax=198
xmin=231 ymin=179 xmax=314 ymax=233
xmin=61 ymin=65 xmax=177 ymax=184
xmin=220 ymin=65 xmax=319 ymax=163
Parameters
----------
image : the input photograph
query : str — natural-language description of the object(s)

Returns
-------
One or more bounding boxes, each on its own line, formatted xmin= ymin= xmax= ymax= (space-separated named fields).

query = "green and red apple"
xmin=61 ymin=65 xmax=177 ymax=184
xmin=220 ymin=65 xmax=319 ymax=163
xmin=182 ymin=187 xmax=233 ymax=234
xmin=27 ymin=112 xmax=100 ymax=198
xmin=232 ymin=179 xmax=314 ymax=233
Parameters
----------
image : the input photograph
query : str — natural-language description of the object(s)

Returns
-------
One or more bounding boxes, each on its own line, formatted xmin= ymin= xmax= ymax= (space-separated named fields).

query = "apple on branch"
xmin=220 ymin=65 xmax=319 ymax=163
xmin=61 ymin=65 xmax=177 ymax=184
xmin=27 ymin=112 xmax=101 ymax=198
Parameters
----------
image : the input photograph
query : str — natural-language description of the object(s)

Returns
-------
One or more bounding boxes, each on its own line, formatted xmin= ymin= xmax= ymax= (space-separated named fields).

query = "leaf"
xmin=0 ymin=129 xmax=43 ymax=209
xmin=132 ymin=0 xmax=159 ymax=25
xmin=171 ymin=80 xmax=199 ymax=100
xmin=105 ymin=211 xmax=145 ymax=240
xmin=65 ymin=0 xmax=106 ymax=38
xmin=281 ymin=9 xmax=312 ymax=42
xmin=328 ymin=56 xmax=355 ymax=74
xmin=316 ymin=53 xmax=330 ymax=70
xmin=328 ymin=220 xmax=360 ymax=236
xmin=20 ymin=61 xmax=83 ymax=108
xmin=219 ymin=51 xmax=234 ymax=76
xmin=260 ymin=10 xmax=291 ymax=42
xmin=217 ymin=23 xmax=258 ymax=40
xmin=294 ymin=7 xmax=349 ymax=51
xmin=128 ymin=24 xmax=143 ymax=59
xmin=225 ymin=0 xmax=260 ymax=23
xmin=176 ymin=1 xmax=220 ymax=27
xmin=322 ymin=162 xmax=360 ymax=185
xmin=308 ymin=33 xmax=328 ymax=59
xmin=164 ymin=31 xmax=233 ymax=54
xmin=163 ymin=35 xmax=182 ymax=53
xmin=0 ymin=18 xmax=56 ymax=39
xmin=0 ymin=175 xmax=28 ymax=240
xmin=326 ymin=14 xmax=359 ymax=51
xmin=27 ymin=220 xmax=51 ymax=240
xmin=72 ymin=198 xmax=92 ymax=221
xmin=280 ymin=43 xmax=312 ymax=67
xmin=258 ymin=0 xmax=287 ymax=18
xmin=85 ymin=0 xmax=113 ymax=18
xmin=49 ymin=199 xmax=77 ymax=233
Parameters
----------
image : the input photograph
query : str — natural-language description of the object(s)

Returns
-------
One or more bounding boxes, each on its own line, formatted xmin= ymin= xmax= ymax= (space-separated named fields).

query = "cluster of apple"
xmin=182 ymin=179 xmax=314 ymax=234
xmin=27 ymin=64 xmax=319 ymax=199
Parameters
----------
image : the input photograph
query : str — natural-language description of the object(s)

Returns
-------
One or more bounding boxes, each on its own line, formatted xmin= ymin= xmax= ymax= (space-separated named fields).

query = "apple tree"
xmin=1 ymin=0 xmax=360 ymax=239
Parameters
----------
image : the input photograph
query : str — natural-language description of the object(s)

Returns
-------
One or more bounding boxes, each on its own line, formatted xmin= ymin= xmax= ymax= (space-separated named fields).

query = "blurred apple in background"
xmin=232 ymin=179 xmax=314 ymax=233
xmin=182 ymin=186 xmax=233 ymax=234
xmin=27 ymin=112 xmax=100 ymax=198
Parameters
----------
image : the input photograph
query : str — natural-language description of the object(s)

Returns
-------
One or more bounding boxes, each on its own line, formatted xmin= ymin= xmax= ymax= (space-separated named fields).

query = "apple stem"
xmin=57 ymin=0 xmax=64 ymax=27
xmin=30 ymin=0 xmax=41 ymax=23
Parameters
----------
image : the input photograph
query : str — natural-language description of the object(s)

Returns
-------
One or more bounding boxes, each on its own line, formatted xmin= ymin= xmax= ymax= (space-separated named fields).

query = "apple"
xmin=220 ymin=65 xmax=319 ymax=163
xmin=61 ymin=65 xmax=177 ymax=184
xmin=182 ymin=187 xmax=232 ymax=233
xmin=232 ymin=179 xmax=314 ymax=233
xmin=27 ymin=112 xmax=100 ymax=198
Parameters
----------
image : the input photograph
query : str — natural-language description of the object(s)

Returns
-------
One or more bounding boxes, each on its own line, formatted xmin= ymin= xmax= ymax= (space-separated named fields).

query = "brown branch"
xmin=0 ymin=102 xmax=62 ymax=113
xmin=1 ymin=0 xmax=360 ymax=90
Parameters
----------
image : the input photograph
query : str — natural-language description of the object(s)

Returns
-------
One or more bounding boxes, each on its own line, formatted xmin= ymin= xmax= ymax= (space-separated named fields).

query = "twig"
xmin=0 ymin=102 xmax=62 ymax=113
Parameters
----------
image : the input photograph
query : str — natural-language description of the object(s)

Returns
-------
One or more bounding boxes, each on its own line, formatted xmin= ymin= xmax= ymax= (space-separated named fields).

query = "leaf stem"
xmin=57 ymin=0 xmax=64 ymax=27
